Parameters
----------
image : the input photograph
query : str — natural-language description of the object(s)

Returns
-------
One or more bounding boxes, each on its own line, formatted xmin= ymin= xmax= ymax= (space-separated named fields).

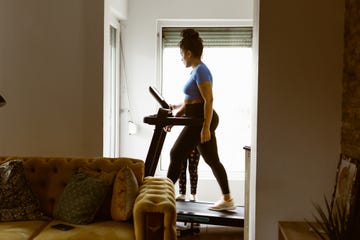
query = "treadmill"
xmin=143 ymin=86 xmax=244 ymax=231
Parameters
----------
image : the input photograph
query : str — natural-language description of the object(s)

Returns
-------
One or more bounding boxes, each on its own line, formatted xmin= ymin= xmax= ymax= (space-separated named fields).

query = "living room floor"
xmin=177 ymin=223 xmax=243 ymax=240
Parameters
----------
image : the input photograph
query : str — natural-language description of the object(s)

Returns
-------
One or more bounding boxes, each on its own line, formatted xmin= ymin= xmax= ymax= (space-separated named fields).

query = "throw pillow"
xmin=78 ymin=166 xmax=117 ymax=220
xmin=111 ymin=166 xmax=139 ymax=221
xmin=0 ymin=160 xmax=49 ymax=221
xmin=53 ymin=172 xmax=111 ymax=224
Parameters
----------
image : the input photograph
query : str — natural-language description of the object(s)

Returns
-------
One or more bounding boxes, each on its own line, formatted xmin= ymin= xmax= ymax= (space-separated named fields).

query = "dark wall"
xmin=342 ymin=0 xmax=360 ymax=159
xmin=342 ymin=0 xmax=360 ymax=234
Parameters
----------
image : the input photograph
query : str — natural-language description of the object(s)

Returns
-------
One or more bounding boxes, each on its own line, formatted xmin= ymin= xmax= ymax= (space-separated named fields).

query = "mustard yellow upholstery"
xmin=111 ymin=166 xmax=139 ymax=221
xmin=0 ymin=156 xmax=177 ymax=240
xmin=0 ymin=221 xmax=48 ymax=240
xmin=134 ymin=177 xmax=177 ymax=240
xmin=34 ymin=220 xmax=135 ymax=240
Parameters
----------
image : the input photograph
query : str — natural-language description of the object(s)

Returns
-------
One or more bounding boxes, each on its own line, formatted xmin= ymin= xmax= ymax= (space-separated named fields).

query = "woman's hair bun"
xmin=179 ymin=28 xmax=203 ymax=57
xmin=181 ymin=29 xmax=199 ymax=39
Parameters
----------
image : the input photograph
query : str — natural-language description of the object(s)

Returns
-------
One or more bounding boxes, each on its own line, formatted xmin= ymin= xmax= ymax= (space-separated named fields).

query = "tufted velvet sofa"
xmin=0 ymin=156 xmax=177 ymax=240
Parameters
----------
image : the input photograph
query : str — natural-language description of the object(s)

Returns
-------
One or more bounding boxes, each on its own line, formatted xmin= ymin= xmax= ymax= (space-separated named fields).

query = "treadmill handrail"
xmin=144 ymin=108 xmax=203 ymax=126
xmin=144 ymin=115 xmax=203 ymax=126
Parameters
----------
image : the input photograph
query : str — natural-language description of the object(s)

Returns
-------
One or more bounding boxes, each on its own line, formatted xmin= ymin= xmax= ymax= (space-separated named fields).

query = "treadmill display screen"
xmin=149 ymin=86 xmax=170 ymax=109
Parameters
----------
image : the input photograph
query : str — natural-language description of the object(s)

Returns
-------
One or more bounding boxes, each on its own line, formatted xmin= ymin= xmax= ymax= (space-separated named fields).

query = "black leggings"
xmin=167 ymin=103 xmax=230 ymax=195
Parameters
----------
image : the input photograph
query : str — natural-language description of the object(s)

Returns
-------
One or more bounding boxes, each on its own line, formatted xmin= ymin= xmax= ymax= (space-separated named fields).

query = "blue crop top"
xmin=183 ymin=62 xmax=213 ymax=100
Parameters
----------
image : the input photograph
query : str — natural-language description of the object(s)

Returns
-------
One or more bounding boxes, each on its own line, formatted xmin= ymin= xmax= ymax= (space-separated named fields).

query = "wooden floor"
xmin=177 ymin=223 xmax=244 ymax=240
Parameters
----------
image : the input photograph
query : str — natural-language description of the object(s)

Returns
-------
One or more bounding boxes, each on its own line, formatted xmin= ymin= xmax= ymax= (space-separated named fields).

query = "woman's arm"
xmin=164 ymin=102 xmax=186 ymax=132
xmin=197 ymin=81 xmax=213 ymax=143
xmin=171 ymin=103 xmax=185 ymax=117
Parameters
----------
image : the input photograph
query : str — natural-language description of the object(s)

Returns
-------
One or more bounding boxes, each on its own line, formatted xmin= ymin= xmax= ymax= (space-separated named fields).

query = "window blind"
xmin=162 ymin=27 xmax=253 ymax=48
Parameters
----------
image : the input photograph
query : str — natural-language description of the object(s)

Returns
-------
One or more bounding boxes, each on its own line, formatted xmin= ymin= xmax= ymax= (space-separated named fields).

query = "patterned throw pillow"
xmin=78 ymin=167 xmax=117 ymax=220
xmin=111 ymin=166 xmax=139 ymax=221
xmin=53 ymin=172 xmax=111 ymax=224
xmin=0 ymin=160 xmax=49 ymax=221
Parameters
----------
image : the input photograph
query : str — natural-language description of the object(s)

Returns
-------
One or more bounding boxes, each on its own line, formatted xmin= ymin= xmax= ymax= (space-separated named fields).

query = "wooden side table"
xmin=278 ymin=221 xmax=321 ymax=240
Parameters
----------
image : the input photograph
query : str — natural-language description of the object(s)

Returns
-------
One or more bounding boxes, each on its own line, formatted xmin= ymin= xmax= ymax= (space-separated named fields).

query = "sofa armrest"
xmin=133 ymin=177 xmax=177 ymax=240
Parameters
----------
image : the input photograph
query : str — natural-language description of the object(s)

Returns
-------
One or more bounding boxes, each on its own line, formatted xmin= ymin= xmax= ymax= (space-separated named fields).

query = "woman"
xmin=166 ymin=28 xmax=235 ymax=211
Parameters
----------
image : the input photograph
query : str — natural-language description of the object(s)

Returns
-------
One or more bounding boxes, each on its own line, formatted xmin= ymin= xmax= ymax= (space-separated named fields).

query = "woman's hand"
xmin=164 ymin=103 xmax=185 ymax=132
xmin=201 ymin=127 xmax=211 ymax=143
xmin=164 ymin=125 xmax=173 ymax=132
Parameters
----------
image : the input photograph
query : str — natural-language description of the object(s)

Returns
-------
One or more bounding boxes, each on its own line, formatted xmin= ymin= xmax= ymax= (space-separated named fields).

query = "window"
xmin=158 ymin=25 xmax=253 ymax=179
xmin=103 ymin=22 xmax=120 ymax=157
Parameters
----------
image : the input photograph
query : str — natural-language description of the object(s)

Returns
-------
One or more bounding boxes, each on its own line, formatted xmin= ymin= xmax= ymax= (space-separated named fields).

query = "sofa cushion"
xmin=53 ymin=172 xmax=111 ymax=224
xmin=0 ymin=160 xmax=49 ymax=221
xmin=111 ymin=166 xmax=139 ymax=221
xmin=0 ymin=220 xmax=49 ymax=240
xmin=33 ymin=220 xmax=135 ymax=240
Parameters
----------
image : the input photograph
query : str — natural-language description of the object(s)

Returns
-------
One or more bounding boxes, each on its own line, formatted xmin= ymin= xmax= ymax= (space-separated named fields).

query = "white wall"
xmin=253 ymin=0 xmax=344 ymax=239
xmin=0 ymin=0 xmax=104 ymax=157
xmin=110 ymin=0 xmax=127 ymax=19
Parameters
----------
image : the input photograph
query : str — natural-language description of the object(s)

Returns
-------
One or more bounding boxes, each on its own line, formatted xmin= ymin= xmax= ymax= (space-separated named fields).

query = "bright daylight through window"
xmin=160 ymin=27 xmax=253 ymax=178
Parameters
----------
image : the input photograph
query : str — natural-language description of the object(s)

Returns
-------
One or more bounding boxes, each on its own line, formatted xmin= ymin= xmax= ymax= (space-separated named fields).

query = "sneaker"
xmin=209 ymin=198 xmax=236 ymax=211
xmin=190 ymin=194 xmax=196 ymax=202
xmin=176 ymin=194 xmax=186 ymax=201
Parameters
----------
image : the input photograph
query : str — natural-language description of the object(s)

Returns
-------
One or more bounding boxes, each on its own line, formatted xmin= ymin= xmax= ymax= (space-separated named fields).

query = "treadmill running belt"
xmin=176 ymin=201 xmax=244 ymax=227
